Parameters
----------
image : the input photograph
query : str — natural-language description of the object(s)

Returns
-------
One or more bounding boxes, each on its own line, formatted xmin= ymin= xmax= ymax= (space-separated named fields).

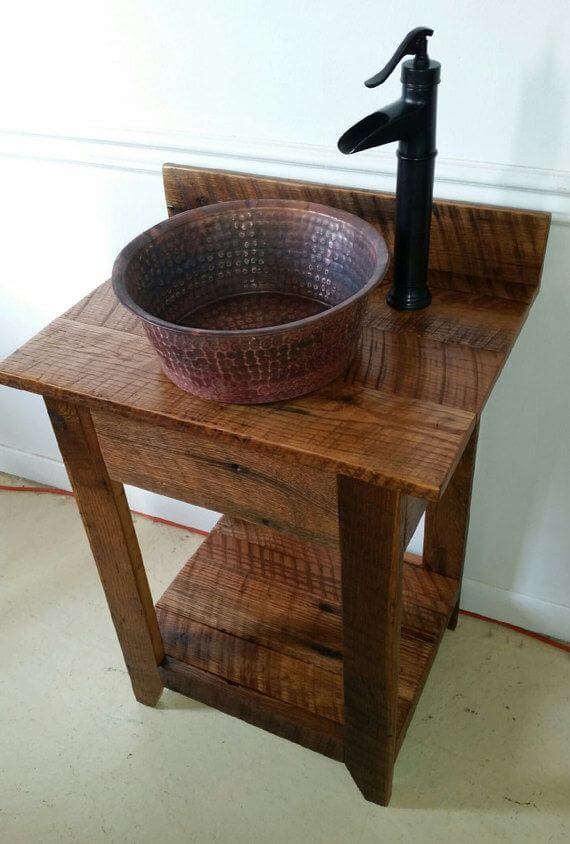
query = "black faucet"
xmin=338 ymin=27 xmax=440 ymax=310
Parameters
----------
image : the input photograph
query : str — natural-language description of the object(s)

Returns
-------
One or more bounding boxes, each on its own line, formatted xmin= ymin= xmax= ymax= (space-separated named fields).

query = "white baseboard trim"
xmin=1 ymin=443 xmax=568 ymax=642
xmin=0 ymin=443 xmax=220 ymax=534
xmin=0 ymin=444 xmax=72 ymax=491
xmin=1 ymin=127 xmax=569 ymax=221
xmin=461 ymin=577 xmax=570 ymax=643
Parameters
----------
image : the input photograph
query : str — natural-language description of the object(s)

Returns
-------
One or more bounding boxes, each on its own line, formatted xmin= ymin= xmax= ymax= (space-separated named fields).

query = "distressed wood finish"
xmin=92 ymin=407 xmax=424 ymax=547
xmin=344 ymin=327 xmax=504 ymax=411
xmin=338 ymin=479 xmax=405 ymax=805
xmin=424 ymin=422 xmax=480 ymax=629
xmin=156 ymin=516 xmax=457 ymax=763
xmin=0 ymin=165 xmax=551 ymax=806
xmin=92 ymin=407 xmax=339 ymax=544
xmin=155 ymin=516 xmax=441 ymax=680
xmin=44 ymin=398 xmax=163 ymax=705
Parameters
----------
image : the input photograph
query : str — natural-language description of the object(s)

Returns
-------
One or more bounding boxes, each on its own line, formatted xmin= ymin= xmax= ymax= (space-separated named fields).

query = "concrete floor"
xmin=1 ymin=472 xmax=569 ymax=843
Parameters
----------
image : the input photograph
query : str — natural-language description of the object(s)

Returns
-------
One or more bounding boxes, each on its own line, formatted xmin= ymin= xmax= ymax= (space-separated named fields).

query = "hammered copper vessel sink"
xmin=112 ymin=198 xmax=388 ymax=403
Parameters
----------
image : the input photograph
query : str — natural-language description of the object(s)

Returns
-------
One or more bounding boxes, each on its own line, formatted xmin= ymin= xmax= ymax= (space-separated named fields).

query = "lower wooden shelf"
xmin=156 ymin=516 xmax=458 ymax=760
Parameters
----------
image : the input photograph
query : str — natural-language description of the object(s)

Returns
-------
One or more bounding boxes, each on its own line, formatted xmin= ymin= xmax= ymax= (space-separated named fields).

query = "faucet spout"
xmin=337 ymin=99 xmax=423 ymax=155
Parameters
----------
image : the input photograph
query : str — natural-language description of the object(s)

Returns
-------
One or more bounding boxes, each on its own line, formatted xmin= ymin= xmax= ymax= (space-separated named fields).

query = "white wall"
xmin=1 ymin=1 xmax=569 ymax=638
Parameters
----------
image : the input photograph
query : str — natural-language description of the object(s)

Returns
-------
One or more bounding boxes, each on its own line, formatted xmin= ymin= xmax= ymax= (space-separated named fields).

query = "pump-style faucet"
xmin=338 ymin=27 xmax=440 ymax=310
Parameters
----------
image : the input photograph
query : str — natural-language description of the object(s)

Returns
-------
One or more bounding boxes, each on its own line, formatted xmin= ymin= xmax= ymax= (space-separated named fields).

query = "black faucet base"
xmin=386 ymin=285 xmax=432 ymax=311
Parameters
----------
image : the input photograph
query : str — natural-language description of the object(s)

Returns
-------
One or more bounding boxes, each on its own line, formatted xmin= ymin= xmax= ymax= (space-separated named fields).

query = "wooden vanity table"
xmin=0 ymin=165 xmax=550 ymax=805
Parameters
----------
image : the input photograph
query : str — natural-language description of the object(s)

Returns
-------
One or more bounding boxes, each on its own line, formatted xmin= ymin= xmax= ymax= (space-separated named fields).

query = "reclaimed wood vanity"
xmin=0 ymin=165 xmax=550 ymax=805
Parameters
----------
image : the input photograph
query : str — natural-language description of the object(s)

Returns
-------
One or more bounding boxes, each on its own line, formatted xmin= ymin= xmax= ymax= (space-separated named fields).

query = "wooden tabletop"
xmin=0 ymin=166 xmax=550 ymax=501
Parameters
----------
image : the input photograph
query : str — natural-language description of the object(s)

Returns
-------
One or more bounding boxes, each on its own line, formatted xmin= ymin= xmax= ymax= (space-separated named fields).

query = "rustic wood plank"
xmin=45 ymin=398 xmax=163 ymax=705
xmin=92 ymin=408 xmax=339 ymax=544
xmin=337 ymin=478 xmax=406 ymax=805
xmin=65 ymin=284 xmax=145 ymax=336
xmin=216 ymin=512 xmax=430 ymax=603
xmin=158 ymin=603 xmax=448 ymax=735
xmin=155 ymin=515 xmax=454 ymax=679
xmin=344 ymin=325 xmax=504 ymax=412
xmin=424 ymin=422 xmax=480 ymax=629
xmin=163 ymin=164 xmax=550 ymax=291
xmin=157 ymin=608 xmax=343 ymax=721
xmin=93 ymin=408 xmax=422 ymax=546
xmin=208 ymin=517 xmax=343 ymax=602
xmin=426 ymin=268 xmax=536 ymax=303
xmin=365 ymin=288 xmax=528 ymax=353
xmin=156 ymin=539 xmax=343 ymax=676
xmin=182 ymin=516 xmax=454 ymax=620
xmin=159 ymin=656 xmax=345 ymax=762
xmin=160 ymin=567 xmax=339 ymax=674
xmin=1 ymin=315 xmax=475 ymax=499
xmin=154 ymin=516 xmax=457 ymax=769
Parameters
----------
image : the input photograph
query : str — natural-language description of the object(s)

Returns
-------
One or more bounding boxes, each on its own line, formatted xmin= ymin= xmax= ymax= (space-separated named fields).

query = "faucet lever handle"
xmin=365 ymin=26 xmax=434 ymax=88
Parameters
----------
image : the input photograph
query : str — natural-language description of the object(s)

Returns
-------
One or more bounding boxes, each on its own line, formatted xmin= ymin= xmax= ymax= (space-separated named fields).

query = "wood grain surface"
xmin=92 ymin=406 xmax=424 ymax=546
xmin=45 ymin=398 xmax=164 ymax=705
xmin=156 ymin=517 xmax=457 ymax=768
xmin=338 ymin=478 xmax=406 ymax=805
xmin=92 ymin=407 xmax=339 ymax=544
xmin=424 ymin=422 xmax=480 ymax=629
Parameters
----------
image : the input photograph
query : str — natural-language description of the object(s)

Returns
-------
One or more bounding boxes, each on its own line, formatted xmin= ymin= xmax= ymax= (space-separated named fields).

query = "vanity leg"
xmin=424 ymin=423 xmax=480 ymax=629
xmin=45 ymin=398 xmax=164 ymax=705
xmin=338 ymin=477 xmax=406 ymax=806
